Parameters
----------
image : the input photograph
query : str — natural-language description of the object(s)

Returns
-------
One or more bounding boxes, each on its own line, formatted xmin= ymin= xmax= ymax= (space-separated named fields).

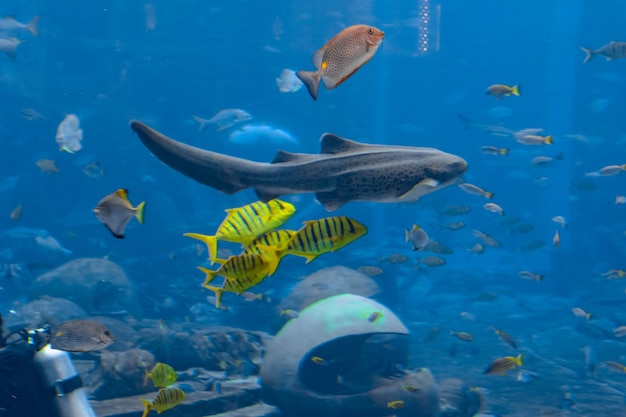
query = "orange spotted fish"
xmin=297 ymin=24 xmax=384 ymax=100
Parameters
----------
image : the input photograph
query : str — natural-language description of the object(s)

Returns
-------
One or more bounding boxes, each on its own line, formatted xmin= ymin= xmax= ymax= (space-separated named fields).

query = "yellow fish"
xmin=184 ymin=199 xmax=295 ymax=264
xmin=484 ymin=354 xmax=523 ymax=375
xmin=242 ymin=229 xmax=296 ymax=255
xmin=296 ymin=24 xmax=385 ymax=100
xmin=387 ymin=400 xmax=405 ymax=409
xmin=486 ymin=84 xmax=520 ymax=99
xmin=145 ymin=362 xmax=177 ymax=388
xmin=200 ymin=246 xmax=280 ymax=307
xmin=311 ymin=356 xmax=327 ymax=365
xmin=140 ymin=387 xmax=185 ymax=417
xmin=282 ymin=216 xmax=367 ymax=263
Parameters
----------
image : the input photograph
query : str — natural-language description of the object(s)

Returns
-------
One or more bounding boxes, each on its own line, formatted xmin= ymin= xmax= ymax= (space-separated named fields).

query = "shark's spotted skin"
xmin=130 ymin=121 xmax=468 ymax=211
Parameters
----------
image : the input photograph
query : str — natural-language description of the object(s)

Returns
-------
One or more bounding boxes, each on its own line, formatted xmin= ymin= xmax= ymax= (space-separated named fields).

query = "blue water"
xmin=2 ymin=0 xmax=626 ymax=415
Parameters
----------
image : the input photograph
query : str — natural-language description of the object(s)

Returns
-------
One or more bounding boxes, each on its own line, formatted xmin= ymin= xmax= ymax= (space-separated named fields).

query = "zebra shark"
xmin=130 ymin=121 xmax=468 ymax=211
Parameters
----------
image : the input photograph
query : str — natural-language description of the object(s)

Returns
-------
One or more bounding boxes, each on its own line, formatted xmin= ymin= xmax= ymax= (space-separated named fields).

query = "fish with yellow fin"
xmin=484 ymin=354 xmax=523 ymax=375
xmin=281 ymin=216 xmax=367 ymax=263
xmin=93 ymin=189 xmax=145 ymax=238
xmin=145 ymin=362 xmax=177 ymax=388
xmin=140 ymin=387 xmax=185 ymax=417
xmin=184 ymin=199 xmax=295 ymax=264
xmin=200 ymin=245 xmax=281 ymax=307
xmin=387 ymin=400 xmax=405 ymax=409
xmin=486 ymin=84 xmax=520 ymax=99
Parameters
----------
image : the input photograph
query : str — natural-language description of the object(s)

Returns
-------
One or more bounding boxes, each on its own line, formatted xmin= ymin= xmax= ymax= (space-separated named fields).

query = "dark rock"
xmin=134 ymin=325 xmax=270 ymax=375
xmin=29 ymin=258 xmax=140 ymax=317
xmin=4 ymin=296 xmax=87 ymax=330
xmin=88 ymin=348 xmax=155 ymax=400
xmin=438 ymin=378 xmax=482 ymax=417
xmin=90 ymin=378 xmax=263 ymax=417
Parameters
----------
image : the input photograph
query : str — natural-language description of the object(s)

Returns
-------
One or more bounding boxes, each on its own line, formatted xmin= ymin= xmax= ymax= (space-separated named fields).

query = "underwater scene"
xmin=1 ymin=1 xmax=626 ymax=416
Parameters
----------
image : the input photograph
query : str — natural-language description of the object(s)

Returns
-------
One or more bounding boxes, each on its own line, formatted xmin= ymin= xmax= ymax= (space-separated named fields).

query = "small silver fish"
xmin=458 ymin=183 xmax=494 ymax=199
xmin=48 ymin=320 xmax=115 ymax=352
xmin=0 ymin=37 xmax=22 ymax=61
xmin=0 ymin=16 xmax=39 ymax=36
xmin=515 ymin=134 xmax=553 ymax=145
xmin=405 ymin=224 xmax=429 ymax=251
xmin=481 ymin=145 xmax=509 ymax=156
xmin=483 ymin=202 xmax=504 ymax=215
xmin=581 ymin=41 xmax=626 ymax=64
xmin=192 ymin=109 xmax=252 ymax=132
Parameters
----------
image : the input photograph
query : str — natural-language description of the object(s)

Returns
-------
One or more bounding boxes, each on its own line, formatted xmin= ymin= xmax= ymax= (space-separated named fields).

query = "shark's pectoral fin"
xmin=398 ymin=178 xmax=440 ymax=201
xmin=315 ymin=191 xmax=347 ymax=212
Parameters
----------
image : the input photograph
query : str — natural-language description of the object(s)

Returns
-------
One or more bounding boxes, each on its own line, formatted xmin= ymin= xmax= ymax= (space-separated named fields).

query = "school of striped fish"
xmin=185 ymin=199 xmax=367 ymax=307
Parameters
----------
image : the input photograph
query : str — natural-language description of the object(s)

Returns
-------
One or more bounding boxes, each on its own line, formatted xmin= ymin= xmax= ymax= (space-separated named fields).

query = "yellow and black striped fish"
xmin=145 ymin=362 xmax=177 ymax=388
xmin=184 ymin=199 xmax=295 ymax=264
xmin=200 ymin=246 xmax=280 ymax=307
xmin=283 ymin=216 xmax=367 ymax=263
xmin=140 ymin=387 xmax=186 ymax=417
xmin=243 ymin=229 xmax=296 ymax=255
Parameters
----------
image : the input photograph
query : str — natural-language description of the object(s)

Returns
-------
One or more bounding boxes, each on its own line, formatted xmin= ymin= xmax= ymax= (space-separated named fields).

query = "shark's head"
xmin=394 ymin=151 xmax=469 ymax=203
xmin=426 ymin=152 xmax=469 ymax=184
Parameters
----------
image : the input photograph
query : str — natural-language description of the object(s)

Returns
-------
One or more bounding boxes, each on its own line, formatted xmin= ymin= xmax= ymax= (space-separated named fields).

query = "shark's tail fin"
xmin=130 ymin=121 xmax=251 ymax=195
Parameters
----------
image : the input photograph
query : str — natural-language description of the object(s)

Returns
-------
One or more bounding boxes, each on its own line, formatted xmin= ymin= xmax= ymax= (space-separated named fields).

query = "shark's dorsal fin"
xmin=320 ymin=133 xmax=367 ymax=154
xmin=271 ymin=150 xmax=316 ymax=164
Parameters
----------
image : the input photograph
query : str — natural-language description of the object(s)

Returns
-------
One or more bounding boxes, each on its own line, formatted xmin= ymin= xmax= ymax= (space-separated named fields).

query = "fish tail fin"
xmin=191 ymin=115 xmax=207 ymax=133
xmin=511 ymin=85 xmax=521 ymax=96
xmin=140 ymin=400 xmax=151 ymax=417
xmin=296 ymin=70 xmax=321 ymax=100
xmin=198 ymin=266 xmax=218 ymax=286
xmin=27 ymin=16 xmax=39 ymax=36
xmin=60 ymin=145 xmax=74 ymax=154
xmin=134 ymin=201 xmax=146 ymax=224
xmin=515 ymin=354 xmax=523 ymax=366
xmin=485 ymin=192 xmax=494 ymax=199
xmin=621 ymin=164 xmax=626 ymax=170
xmin=501 ymin=148 xmax=509 ymax=155
xmin=580 ymin=47 xmax=596 ymax=64
xmin=544 ymin=135 xmax=554 ymax=145
xmin=204 ymin=284 xmax=224 ymax=308
xmin=184 ymin=233 xmax=218 ymax=264
xmin=405 ymin=229 xmax=410 ymax=242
